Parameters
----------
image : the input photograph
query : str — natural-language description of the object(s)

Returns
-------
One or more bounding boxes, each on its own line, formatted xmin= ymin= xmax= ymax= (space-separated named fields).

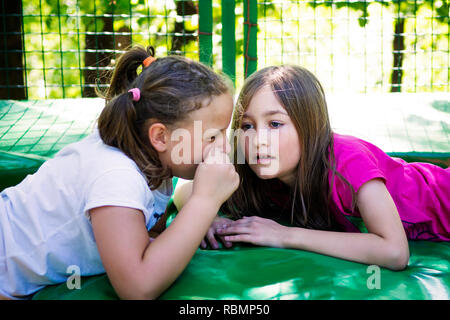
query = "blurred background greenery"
xmin=1 ymin=0 xmax=449 ymax=100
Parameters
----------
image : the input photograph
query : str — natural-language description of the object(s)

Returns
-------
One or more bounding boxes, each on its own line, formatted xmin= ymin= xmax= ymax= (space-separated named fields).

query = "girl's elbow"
xmin=116 ymin=283 xmax=161 ymax=300
xmin=127 ymin=291 xmax=159 ymax=300
xmin=386 ymin=245 xmax=410 ymax=271
xmin=113 ymin=274 xmax=164 ymax=300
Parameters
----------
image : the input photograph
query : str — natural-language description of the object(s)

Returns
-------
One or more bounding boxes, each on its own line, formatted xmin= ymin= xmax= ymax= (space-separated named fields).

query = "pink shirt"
xmin=329 ymin=133 xmax=450 ymax=241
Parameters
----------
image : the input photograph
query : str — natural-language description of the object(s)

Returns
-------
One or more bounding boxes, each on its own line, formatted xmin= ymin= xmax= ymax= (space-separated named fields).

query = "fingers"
xmin=199 ymin=217 xmax=254 ymax=250
xmin=215 ymin=219 xmax=233 ymax=248
xmin=218 ymin=217 xmax=252 ymax=229
xmin=222 ymin=234 xmax=253 ymax=243
xmin=219 ymin=235 xmax=233 ymax=248
xmin=200 ymin=228 xmax=233 ymax=250
xmin=224 ymin=216 xmax=266 ymax=227
xmin=206 ymin=229 xmax=219 ymax=249
xmin=216 ymin=225 xmax=252 ymax=236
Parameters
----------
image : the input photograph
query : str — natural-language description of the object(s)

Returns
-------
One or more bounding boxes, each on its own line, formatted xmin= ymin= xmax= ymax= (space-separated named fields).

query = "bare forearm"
xmin=283 ymin=227 xmax=409 ymax=270
xmin=136 ymin=196 xmax=220 ymax=298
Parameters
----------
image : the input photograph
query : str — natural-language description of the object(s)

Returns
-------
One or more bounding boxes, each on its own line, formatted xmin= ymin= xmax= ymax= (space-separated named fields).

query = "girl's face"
xmin=240 ymin=85 xmax=301 ymax=187
xmin=163 ymin=92 xmax=234 ymax=180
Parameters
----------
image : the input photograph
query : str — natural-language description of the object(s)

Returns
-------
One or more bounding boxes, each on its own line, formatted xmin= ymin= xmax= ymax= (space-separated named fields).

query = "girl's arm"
xmin=218 ymin=179 xmax=410 ymax=270
xmin=147 ymin=209 xmax=168 ymax=239
xmin=174 ymin=180 xmax=233 ymax=249
xmin=91 ymin=149 xmax=239 ymax=300
xmin=90 ymin=196 xmax=220 ymax=300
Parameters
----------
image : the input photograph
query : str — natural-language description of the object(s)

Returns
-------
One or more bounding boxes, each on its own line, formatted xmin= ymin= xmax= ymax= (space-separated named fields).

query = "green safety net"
xmin=0 ymin=95 xmax=448 ymax=299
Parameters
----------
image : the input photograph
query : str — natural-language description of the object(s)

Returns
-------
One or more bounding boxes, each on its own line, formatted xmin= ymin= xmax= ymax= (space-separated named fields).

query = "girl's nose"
xmin=218 ymin=134 xmax=231 ymax=154
xmin=224 ymin=138 xmax=232 ymax=154
xmin=252 ymin=129 xmax=269 ymax=149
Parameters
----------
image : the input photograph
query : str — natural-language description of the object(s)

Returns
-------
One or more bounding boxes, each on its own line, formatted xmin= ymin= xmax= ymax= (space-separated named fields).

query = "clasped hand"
xmin=201 ymin=215 xmax=288 ymax=249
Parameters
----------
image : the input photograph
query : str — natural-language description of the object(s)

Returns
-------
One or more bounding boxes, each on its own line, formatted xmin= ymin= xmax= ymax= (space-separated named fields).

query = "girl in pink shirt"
xmin=176 ymin=65 xmax=449 ymax=270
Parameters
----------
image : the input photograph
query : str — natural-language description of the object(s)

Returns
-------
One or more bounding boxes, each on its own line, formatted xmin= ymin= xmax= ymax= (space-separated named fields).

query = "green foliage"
xmin=18 ymin=0 xmax=450 ymax=98
xmin=22 ymin=0 xmax=199 ymax=99
xmin=256 ymin=0 xmax=450 ymax=93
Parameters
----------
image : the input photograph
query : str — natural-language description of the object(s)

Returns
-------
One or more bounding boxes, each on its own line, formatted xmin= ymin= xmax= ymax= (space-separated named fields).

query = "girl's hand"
xmin=192 ymin=147 xmax=240 ymax=207
xmin=216 ymin=216 xmax=288 ymax=248
xmin=200 ymin=216 xmax=234 ymax=249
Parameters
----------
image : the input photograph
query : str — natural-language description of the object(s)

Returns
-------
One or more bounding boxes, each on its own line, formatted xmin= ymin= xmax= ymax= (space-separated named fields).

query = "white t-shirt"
xmin=0 ymin=129 xmax=173 ymax=299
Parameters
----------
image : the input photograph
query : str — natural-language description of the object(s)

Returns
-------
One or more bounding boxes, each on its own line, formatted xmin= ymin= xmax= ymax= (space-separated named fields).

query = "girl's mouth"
xmin=256 ymin=154 xmax=274 ymax=165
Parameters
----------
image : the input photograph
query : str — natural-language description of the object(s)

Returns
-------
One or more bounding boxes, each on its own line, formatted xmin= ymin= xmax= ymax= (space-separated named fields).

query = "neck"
xmin=277 ymin=174 xmax=296 ymax=188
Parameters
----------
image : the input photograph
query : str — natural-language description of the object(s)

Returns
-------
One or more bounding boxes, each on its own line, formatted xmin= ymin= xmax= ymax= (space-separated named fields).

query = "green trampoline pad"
xmin=33 ymin=199 xmax=450 ymax=300
xmin=0 ymin=95 xmax=448 ymax=300
xmin=0 ymin=99 xmax=103 ymax=190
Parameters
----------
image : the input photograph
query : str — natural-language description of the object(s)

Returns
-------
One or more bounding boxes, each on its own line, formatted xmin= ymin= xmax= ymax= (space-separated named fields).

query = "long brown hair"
xmin=97 ymin=45 xmax=230 ymax=189
xmin=224 ymin=65 xmax=355 ymax=231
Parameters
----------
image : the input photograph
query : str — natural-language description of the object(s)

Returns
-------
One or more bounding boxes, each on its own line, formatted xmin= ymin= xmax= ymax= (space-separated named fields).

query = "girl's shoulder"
xmin=58 ymin=128 xmax=142 ymax=175
xmin=47 ymin=129 xmax=150 ymax=200
xmin=333 ymin=133 xmax=373 ymax=153
xmin=332 ymin=133 xmax=386 ymax=164
xmin=331 ymin=133 xmax=389 ymax=191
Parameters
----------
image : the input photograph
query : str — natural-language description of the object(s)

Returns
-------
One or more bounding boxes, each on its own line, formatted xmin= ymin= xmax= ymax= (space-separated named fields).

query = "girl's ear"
xmin=148 ymin=123 xmax=169 ymax=152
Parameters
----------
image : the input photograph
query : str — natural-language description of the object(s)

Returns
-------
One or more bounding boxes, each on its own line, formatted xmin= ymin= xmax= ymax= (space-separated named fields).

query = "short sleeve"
xmin=338 ymin=145 xmax=387 ymax=193
xmin=332 ymin=135 xmax=387 ymax=215
xmin=83 ymin=168 xmax=153 ymax=226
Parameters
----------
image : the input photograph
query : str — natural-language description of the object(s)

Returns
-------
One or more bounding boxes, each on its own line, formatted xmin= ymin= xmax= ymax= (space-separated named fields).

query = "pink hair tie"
xmin=128 ymin=88 xmax=141 ymax=102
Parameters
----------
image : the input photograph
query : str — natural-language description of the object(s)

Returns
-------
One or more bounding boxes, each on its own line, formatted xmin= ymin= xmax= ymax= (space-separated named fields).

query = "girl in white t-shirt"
xmin=0 ymin=45 xmax=238 ymax=299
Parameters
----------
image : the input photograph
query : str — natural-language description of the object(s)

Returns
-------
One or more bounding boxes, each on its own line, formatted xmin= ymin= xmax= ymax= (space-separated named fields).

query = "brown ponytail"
xmin=97 ymin=90 xmax=168 ymax=188
xmin=97 ymin=45 xmax=230 ymax=189
xmin=98 ymin=46 xmax=154 ymax=101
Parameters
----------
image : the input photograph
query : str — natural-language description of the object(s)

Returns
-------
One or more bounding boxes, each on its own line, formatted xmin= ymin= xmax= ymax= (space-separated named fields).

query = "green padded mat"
xmin=0 ymin=94 xmax=449 ymax=300
xmin=32 ymin=198 xmax=450 ymax=300
xmin=0 ymin=98 xmax=104 ymax=190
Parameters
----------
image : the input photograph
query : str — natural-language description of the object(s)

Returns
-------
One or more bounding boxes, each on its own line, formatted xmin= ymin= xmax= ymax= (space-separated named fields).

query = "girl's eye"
xmin=209 ymin=136 xmax=216 ymax=142
xmin=270 ymin=121 xmax=283 ymax=129
xmin=241 ymin=123 xmax=253 ymax=131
